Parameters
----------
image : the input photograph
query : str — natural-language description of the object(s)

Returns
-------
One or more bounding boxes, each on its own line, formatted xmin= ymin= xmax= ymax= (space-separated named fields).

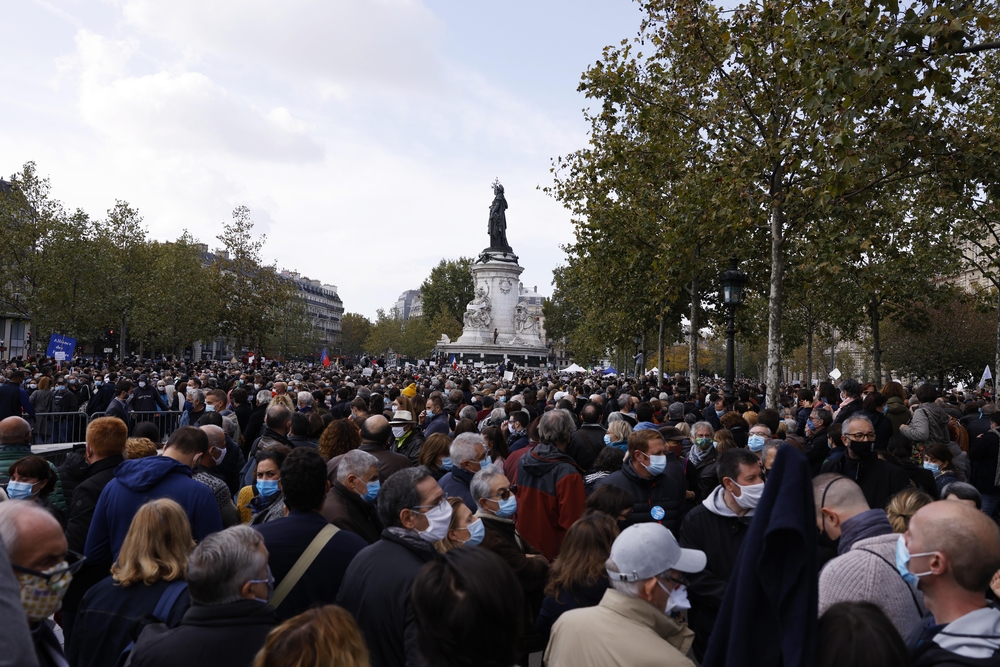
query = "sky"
xmin=0 ymin=0 xmax=647 ymax=319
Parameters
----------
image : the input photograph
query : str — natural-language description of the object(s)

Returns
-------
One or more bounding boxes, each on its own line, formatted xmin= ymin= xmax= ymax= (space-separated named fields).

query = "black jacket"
xmin=391 ymin=429 xmax=425 ymax=465
xmin=65 ymin=454 xmax=125 ymax=553
xmin=970 ymin=431 xmax=1000 ymax=496
xmin=337 ymin=530 xmax=440 ymax=667
xmin=820 ymin=454 xmax=912 ymax=511
xmin=568 ymin=424 xmax=606 ymax=472
xmin=58 ymin=448 xmax=89 ymax=510
xmin=130 ymin=385 xmax=168 ymax=413
xmin=680 ymin=494 xmax=752 ymax=661
xmin=321 ymin=481 xmax=383 ymax=544
xmin=129 ymin=599 xmax=276 ymax=667
xmin=104 ymin=398 xmax=130 ymax=428
xmin=832 ymin=399 xmax=864 ymax=426
xmin=685 ymin=449 xmax=720 ymax=502
xmin=804 ymin=429 xmax=830 ymax=477
xmin=241 ymin=406 xmax=267 ymax=456
xmin=254 ymin=510 xmax=367 ymax=620
xmin=87 ymin=383 xmax=116 ymax=416
xmin=595 ymin=459 xmax=685 ymax=533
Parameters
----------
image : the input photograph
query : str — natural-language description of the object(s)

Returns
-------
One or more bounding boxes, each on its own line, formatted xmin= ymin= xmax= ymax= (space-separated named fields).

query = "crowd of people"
xmin=0 ymin=356 xmax=999 ymax=666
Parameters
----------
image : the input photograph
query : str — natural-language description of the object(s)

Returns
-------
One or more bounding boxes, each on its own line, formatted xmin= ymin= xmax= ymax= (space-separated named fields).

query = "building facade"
xmin=281 ymin=271 xmax=345 ymax=352
xmin=393 ymin=289 xmax=423 ymax=320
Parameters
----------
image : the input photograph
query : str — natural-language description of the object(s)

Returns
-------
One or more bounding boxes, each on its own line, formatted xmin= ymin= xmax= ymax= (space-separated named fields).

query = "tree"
xmin=365 ymin=308 xmax=405 ymax=357
xmin=341 ymin=313 xmax=373 ymax=357
xmin=427 ymin=309 xmax=463 ymax=343
xmin=419 ymin=258 xmax=475 ymax=323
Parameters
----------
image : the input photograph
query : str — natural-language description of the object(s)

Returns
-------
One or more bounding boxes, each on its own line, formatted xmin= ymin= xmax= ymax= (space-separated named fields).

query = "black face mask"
xmin=848 ymin=439 xmax=875 ymax=460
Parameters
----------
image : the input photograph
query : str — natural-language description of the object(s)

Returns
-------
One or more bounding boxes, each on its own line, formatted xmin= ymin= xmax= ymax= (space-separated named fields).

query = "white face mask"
xmin=732 ymin=481 xmax=765 ymax=510
xmin=416 ymin=501 xmax=453 ymax=543
xmin=658 ymin=580 xmax=691 ymax=614
xmin=392 ymin=426 xmax=406 ymax=438
xmin=138 ymin=381 xmax=147 ymax=388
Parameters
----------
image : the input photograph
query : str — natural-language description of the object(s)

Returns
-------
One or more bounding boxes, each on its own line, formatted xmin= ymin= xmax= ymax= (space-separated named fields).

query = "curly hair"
xmin=317 ymin=419 xmax=361 ymax=461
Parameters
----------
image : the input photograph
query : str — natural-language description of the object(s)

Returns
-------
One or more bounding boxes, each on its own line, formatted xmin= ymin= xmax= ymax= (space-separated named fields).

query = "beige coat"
xmin=544 ymin=588 xmax=696 ymax=667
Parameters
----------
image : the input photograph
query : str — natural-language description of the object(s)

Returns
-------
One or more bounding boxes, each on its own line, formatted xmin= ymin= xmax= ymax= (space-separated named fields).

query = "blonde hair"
xmin=886 ymin=487 xmax=934 ymax=533
xmin=607 ymin=421 xmax=632 ymax=443
xmin=743 ymin=411 xmax=758 ymax=427
xmin=272 ymin=394 xmax=295 ymax=411
xmin=125 ymin=437 xmax=158 ymax=460
xmin=714 ymin=429 xmax=736 ymax=454
xmin=111 ymin=498 xmax=194 ymax=586
xmin=252 ymin=605 xmax=369 ymax=667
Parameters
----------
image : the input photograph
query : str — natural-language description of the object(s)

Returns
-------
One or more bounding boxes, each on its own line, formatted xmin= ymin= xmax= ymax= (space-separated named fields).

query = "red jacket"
xmin=515 ymin=443 xmax=586 ymax=560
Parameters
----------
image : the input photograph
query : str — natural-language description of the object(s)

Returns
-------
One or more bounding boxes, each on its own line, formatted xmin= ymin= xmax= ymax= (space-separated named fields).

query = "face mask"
xmin=211 ymin=446 xmax=227 ymax=465
xmin=731 ymin=481 xmax=765 ymax=510
xmin=459 ymin=518 xmax=486 ymax=547
xmin=391 ymin=404 xmax=398 ymax=413
xmin=247 ymin=566 xmax=275 ymax=604
xmin=256 ymin=479 xmax=280 ymax=498
xmin=55 ymin=385 xmax=67 ymax=392
xmin=747 ymin=435 xmax=766 ymax=452
xmin=695 ymin=437 xmax=713 ymax=450
xmin=923 ymin=461 xmax=940 ymax=474
xmin=883 ymin=405 xmax=889 ymax=414
xmin=17 ymin=562 xmax=74 ymax=623
xmin=604 ymin=434 xmax=612 ymax=446
xmin=848 ymin=439 xmax=875 ymax=459
xmin=392 ymin=426 xmax=407 ymax=439
xmin=94 ymin=381 xmax=102 ymax=387
xmin=658 ymin=580 xmax=691 ymax=614
xmin=416 ymin=501 xmax=453 ymax=543
xmin=138 ymin=381 xmax=147 ymax=388
xmin=716 ymin=410 xmax=725 ymax=418
xmin=478 ymin=454 xmax=492 ymax=469
xmin=440 ymin=457 xmax=453 ymax=471
xmin=895 ymin=534 xmax=934 ymax=587
xmin=158 ymin=386 xmax=166 ymax=392
xmin=6 ymin=480 xmax=36 ymax=499
xmin=641 ymin=454 xmax=667 ymax=476
xmin=362 ymin=479 xmax=380 ymax=504
xmin=494 ymin=495 xmax=518 ymax=518
xmin=204 ymin=404 xmax=215 ymax=412
xmin=254 ymin=384 xmax=262 ymax=390
xmin=498 ymin=396 xmax=506 ymax=403
xmin=806 ymin=419 xmax=816 ymax=431
xmin=28 ymin=384 xmax=37 ymax=390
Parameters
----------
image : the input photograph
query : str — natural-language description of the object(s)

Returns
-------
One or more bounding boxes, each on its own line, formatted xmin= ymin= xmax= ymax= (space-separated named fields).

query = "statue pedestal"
xmin=438 ymin=251 xmax=548 ymax=367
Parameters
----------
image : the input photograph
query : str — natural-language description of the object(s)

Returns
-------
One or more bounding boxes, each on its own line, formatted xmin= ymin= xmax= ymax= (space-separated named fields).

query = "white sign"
xmin=54 ymin=351 xmax=66 ymax=361
xmin=829 ymin=368 xmax=842 ymax=381
xmin=362 ymin=368 xmax=373 ymax=377
xmin=103 ymin=348 xmax=113 ymax=353
xmin=474 ymin=362 xmax=483 ymax=368
xmin=503 ymin=371 xmax=514 ymax=381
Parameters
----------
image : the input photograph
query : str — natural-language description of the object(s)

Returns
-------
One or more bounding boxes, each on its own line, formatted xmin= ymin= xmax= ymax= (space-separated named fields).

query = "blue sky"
xmin=1 ymin=0 xmax=646 ymax=318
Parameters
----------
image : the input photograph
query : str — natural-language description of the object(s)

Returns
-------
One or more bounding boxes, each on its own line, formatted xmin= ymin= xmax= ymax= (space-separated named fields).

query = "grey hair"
xmin=760 ymin=440 xmax=780 ymax=462
xmin=489 ymin=407 xmax=507 ymax=425
xmin=187 ymin=526 xmax=266 ymax=606
xmin=617 ymin=394 xmax=631 ymax=409
xmin=378 ymin=467 xmax=433 ymax=528
xmin=189 ymin=388 xmax=205 ymax=404
xmin=692 ymin=421 xmax=715 ymax=437
xmin=538 ymin=409 xmax=576 ymax=446
xmin=841 ymin=414 xmax=874 ymax=435
xmin=471 ymin=466 xmax=506 ymax=508
xmin=256 ymin=389 xmax=272 ymax=405
xmin=199 ymin=424 xmax=225 ymax=449
xmin=297 ymin=391 xmax=313 ymax=407
xmin=459 ymin=405 xmax=478 ymax=422
xmin=450 ymin=432 xmax=485 ymax=466
xmin=0 ymin=500 xmax=57 ymax=558
xmin=265 ymin=404 xmax=292 ymax=429
xmin=337 ymin=449 xmax=379 ymax=483
xmin=221 ymin=415 xmax=238 ymax=441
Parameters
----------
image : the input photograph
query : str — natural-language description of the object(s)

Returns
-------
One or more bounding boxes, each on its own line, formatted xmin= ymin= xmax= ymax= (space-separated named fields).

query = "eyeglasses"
xmin=844 ymin=432 xmax=876 ymax=441
xmin=411 ymin=497 xmax=449 ymax=514
xmin=12 ymin=550 xmax=86 ymax=584
xmin=659 ymin=574 xmax=689 ymax=588
xmin=490 ymin=488 xmax=514 ymax=501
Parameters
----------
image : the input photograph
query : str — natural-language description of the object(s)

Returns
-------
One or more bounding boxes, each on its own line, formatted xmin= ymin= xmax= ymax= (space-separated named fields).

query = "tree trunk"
xmin=765 ymin=199 xmax=785 ymax=409
xmin=119 ymin=316 xmax=127 ymax=362
xmin=689 ymin=277 xmax=699 ymax=384
xmin=658 ymin=315 xmax=665 ymax=387
xmin=870 ymin=297 xmax=882 ymax=385
xmin=806 ymin=306 xmax=814 ymax=389
xmin=995 ymin=290 xmax=1000 ymax=404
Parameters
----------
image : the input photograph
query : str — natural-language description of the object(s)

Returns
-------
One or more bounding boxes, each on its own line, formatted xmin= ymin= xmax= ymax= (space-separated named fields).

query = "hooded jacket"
xmin=84 ymin=456 xmax=222 ymax=564
xmin=911 ymin=606 xmax=1000 ymax=667
xmin=516 ymin=443 xmax=586 ymax=560
xmin=885 ymin=396 xmax=910 ymax=436
xmin=596 ymin=457 xmax=685 ymax=534
xmin=901 ymin=402 xmax=952 ymax=447
xmin=439 ymin=466 xmax=476 ymax=512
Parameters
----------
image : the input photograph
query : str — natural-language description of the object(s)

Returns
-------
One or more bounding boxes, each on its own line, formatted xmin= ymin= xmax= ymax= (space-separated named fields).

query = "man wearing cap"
xmin=389 ymin=410 xmax=424 ymax=465
xmin=545 ymin=522 xmax=704 ymax=667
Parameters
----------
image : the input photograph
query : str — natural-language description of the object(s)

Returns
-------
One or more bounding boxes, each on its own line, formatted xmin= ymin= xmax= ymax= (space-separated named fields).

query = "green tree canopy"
xmin=419 ymin=258 xmax=474 ymax=323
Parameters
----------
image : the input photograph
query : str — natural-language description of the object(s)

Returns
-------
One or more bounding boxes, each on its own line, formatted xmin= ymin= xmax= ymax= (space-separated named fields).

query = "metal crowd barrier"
xmin=30 ymin=410 xmax=184 ymax=446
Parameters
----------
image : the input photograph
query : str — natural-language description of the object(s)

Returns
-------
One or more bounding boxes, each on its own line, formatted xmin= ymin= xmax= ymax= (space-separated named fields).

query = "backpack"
xmin=115 ymin=580 xmax=188 ymax=667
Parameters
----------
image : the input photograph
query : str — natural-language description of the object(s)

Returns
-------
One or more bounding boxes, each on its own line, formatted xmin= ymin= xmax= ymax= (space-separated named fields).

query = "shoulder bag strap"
xmin=152 ymin=580 xmax=188 ymax=620
xmin=270 ymin=523 xmax=340 ymax=609
xmin=856 ymin=548 xmax=923 ymax=616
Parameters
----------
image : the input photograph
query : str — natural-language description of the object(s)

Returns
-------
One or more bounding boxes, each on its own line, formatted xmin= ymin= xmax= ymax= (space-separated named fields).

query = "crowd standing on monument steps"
xmin=0 ymin=357 xmax=999 ymax=666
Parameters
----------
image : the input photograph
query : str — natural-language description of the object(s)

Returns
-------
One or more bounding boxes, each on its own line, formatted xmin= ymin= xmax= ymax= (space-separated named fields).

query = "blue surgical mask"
xmin=806 ymin=419 xmax=816 ymax=431
xmin=479 ymin=455 xmax=492 ymax=469
xmin=204 ymin=404 xmax=215 ymax=412
xmin=716 ymin=410 xmax=725 ymax=418
xmin=604 ymin=434 xmax=612 ymax=446
xmin=6 ymin=480 xmax=35 ymax=500
xmin=895 ymin=534 xmax=934 ymax=587
xmin=440 ymin=457 xmax=453 ymax=471
xmin=923 ymin=461 xmax=940 ymax=474
xmin=94 ymin=381 xmax=103 ymax=387
xmin=494 ymin=495 xmax=518 ymax=518
xmin=748 ymin=435 xmax=766 ymax=452
xmin=362 ymin=479 xmax=380 ymax=504
xmin=642 ymin=454 xmax=667 ymax=476
xmin=462 ymin=518 xmax=486 ymax=547
xmin=256 ymin=479 xmax=280 ymax=498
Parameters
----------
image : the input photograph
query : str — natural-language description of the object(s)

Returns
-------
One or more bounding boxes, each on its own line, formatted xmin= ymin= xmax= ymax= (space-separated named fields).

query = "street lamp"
xmin=633 ymin=334 xmax=642 ymax=378
xmin=720 ymin=256 xmax=747 ymax=402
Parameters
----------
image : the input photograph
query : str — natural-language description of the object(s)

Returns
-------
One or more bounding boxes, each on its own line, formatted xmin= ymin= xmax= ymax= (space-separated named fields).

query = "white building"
xmin=281 ymin=271 xmax=345 ymax=352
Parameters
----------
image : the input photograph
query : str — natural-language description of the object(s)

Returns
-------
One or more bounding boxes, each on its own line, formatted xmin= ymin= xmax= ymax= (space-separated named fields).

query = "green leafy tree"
xmin=419 ymin=258 xmax=474 ymax=323
xmin=427 ymin=309 xmax=463 ymax=343
xmin=341 ymin=313 xmax=373 ymax=357
xmin=365 ymin=308 xmax=405 ymax=357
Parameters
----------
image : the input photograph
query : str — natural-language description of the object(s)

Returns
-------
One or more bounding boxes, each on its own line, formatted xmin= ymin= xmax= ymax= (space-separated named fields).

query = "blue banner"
xmin=46 ymin=334 xmax=77 ymax=361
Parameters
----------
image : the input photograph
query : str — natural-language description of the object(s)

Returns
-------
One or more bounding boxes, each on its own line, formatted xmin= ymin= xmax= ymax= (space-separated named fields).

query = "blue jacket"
xmin=85 ymin=457 xmax=222 ymax=563
xmin=439 ymin=467 xmax=476 ymax=511
xmin=423 ymin=412 xmax=450 ymax=437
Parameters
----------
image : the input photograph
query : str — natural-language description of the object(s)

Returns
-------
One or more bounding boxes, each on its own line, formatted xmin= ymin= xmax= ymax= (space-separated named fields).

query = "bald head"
xmin=0 ymin=417 xmax=31 ymax=446
xmin=361 ymin=415 xmax=391 ymax=447
xmin=909 ymin=500 xmax=1000 ymax=593
xmin=199 ymin=424 xmax=226 ymax=450
xmin=0 ymin=500 xmax=65 ymax=570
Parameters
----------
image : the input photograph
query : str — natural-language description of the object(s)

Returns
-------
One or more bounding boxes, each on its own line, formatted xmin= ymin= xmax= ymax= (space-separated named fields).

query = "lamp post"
xmin=633 ymin=334 xmax=642 ymax=378
xmin=720 ymin=256 xmax=747 ymax=402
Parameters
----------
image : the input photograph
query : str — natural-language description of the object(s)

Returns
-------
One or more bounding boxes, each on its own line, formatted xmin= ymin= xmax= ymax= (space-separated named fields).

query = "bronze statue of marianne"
xmin=488 ymin=180 xmax=511 ymax=251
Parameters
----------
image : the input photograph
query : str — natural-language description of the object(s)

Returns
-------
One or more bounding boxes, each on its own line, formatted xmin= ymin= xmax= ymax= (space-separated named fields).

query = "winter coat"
xmin=819 ymin=532 xmax=926 ymax=640
xmin=545 ymin=589 xmax=696 ymax=667
xmin=85 ymin=456 xmax=223 ymax=564
xmin=0 ymin=383 xmax=32 ymax=420
xmin=336 ymin=529 xmax=440 ymax=667
xmin=884 ymin=396 xmax=910 ymax=436
xmin=50 ymin=387 xmax=79 ymax=414
xmin=516 ymin=444 xmax=587 ymax=561
xmin=837 ymin=508 xmax=894 ymax=555
xmin=535 ymin=580 xmax=609 ymax=638
xmin=0 ymin=444 xmax=67 ymax=512
xmin=934 ymin=469 xmax=959 ymax=496
xmin=910 ymin=606 xmax=1000 ymax=667
xmin=820 ymin=455 xmax=912 ymax=512
xmin=422 ymin=412 xmax=450 ymax=437
xmin=128 ymin=599 xmax=276 ymax=667
xmin=67 ymin=575 xmax=190 ymax=667
xmin=129 ymin=385 xmax=168 ymax=414
xmin=192 ymin=470 xmax=240 ymax=527
xmin=438 ymin=467 xmax=476 ymax=512
xmin=65 ymin=454 xmax=125 ymax=553
xmin=596 ymin=459 xmax=685 ymax=534
xmin=832 ymin=398 xmax=864 ymax=426
xmin=898 ymin=459 xmax=939 ymax=498
xmin=391 ymin=429 xmax=424 ymax=465
xmin=255 ymin=510 xmax=367 ymax=620
xmin=970 ymin=431 xmax=1000 ymax=496
xmin=804 ymin=429 xmax=831 ymax=476
xmin=685 ymin=448 xmax=720 ymax=502
xmin=321 ymin=481 xmax=383 ymax=544
xmin=901 ymin=402 xmax=952 ymax=446
xmin=479 ymin=512 xmax=549 ymax=603
xmin=567 ymin=424 xmax=607 ymax=472
xmin=679 ymin=486 xmax=752 ymax=660
xmin=87 ymin=382 xmax=116 ymax=416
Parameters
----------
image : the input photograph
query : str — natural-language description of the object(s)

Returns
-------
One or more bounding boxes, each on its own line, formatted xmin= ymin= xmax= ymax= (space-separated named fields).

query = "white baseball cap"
xmin=607 ymin=523 xmax=706 ymax=582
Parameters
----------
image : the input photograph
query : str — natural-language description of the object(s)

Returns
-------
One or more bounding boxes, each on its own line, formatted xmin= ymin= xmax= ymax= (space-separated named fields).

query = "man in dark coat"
xmin=0 ymin=370 xmax=33 ymax=420
xmin=322 ymin=450 xmax=384 ymax=544
xmin=820 ymin=414 xmax=910 ymax=511
xmin=681 ymin=449 xmax=761 ymax=661
xmin=970 ymin=410 xmax=1000 ymax=518
xmin=355 ymin=415 xmax=410 ymax=483
xmin=255 ymin=448 xmax=366 ymax=620
xmin=389 ymin=410 xmax=424 ymax=464
xmin=505 ymin=410 xmax=531 ymax=453
xmin=87 ymin=374 xmax=116 ymax=416
xmin=103 ymin=380 xmax=133 ymax=429
xmin=337 ymin=467 xmax=443 ymax=667
xmin=567 ymin=403 xmax=606 ymax=471
xmin=129 ymin=374 xmax=168 ymax=414
xmin=128 ymin=526 xmax=277 ymax=667
xmin=597 ymin=429 xmax=686 ymax=533
xmin=438 ymin=432 xmax=490 ymax=512
xmin=803 ymin=407 xmax=834 ymax=476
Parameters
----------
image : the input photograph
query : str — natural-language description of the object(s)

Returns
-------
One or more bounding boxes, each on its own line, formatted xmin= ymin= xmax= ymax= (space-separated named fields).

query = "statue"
xmin=488 ymin=179 xmax=510 ymax=251
xmin=463 ymin=285 xmax=493 ymax=329
xmin=513 ymin=302 xmax=536 ymax=336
